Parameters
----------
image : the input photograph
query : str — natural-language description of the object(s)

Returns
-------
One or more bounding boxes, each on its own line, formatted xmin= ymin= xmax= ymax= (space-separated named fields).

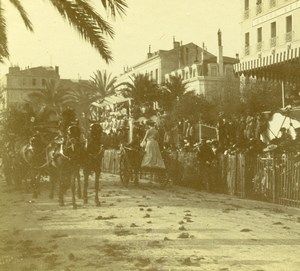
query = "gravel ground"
xmin=0 ymin=173 xmax=300 ymax=271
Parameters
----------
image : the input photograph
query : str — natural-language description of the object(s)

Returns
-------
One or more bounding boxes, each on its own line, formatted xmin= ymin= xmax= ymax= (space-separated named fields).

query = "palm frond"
xmin=49 ymin=0 xmax=113 ymax=63
xmin=0 ymin=7 xmax=9 ymax=62
xmin=100 ymin=0 xmax=127 ymax=18
xmin=9 ymin=0 xmax=33 ymax=31
xmin=89 ymin=69 xmax=117 ymax=98
xmin=75 ymin=0 xmax=114 ymax=38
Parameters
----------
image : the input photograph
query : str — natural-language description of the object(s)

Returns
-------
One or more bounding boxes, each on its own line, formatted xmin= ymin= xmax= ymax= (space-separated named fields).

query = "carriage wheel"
xmin=119 ymin=156 xmax=130 ymax=187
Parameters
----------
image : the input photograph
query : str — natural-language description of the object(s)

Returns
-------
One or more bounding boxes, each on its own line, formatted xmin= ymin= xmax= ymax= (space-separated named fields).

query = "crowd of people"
xmin=3 ymin=102 xmax=300 ymax=196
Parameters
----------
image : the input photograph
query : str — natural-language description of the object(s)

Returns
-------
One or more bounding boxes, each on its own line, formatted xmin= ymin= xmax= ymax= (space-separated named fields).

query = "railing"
xmin=253 ymin=154 xmax=300 ymax=207
xmin=285 ymin=31 xmax=294 ymax=43
xmin=256 ymin=3 xmax=262 ymax=14
xmin=257 ymin=42 xmax=263 ymax=52
xmin=277 ymin=156 xmax=300 ymax=207
xmin=244 ymin=46 xmax=250 ymax=56
xmin=270 ymin=36 xmax=277 ymax=48
xmin=101 ymin=148 xmax=300 ymax=208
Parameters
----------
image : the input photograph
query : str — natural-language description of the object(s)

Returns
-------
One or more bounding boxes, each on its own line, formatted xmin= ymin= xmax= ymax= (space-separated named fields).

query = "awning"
xmin=91 ymin=95 xmax=132 ymax=108
xmin=234 ymin=46 xmax=300 ymax=75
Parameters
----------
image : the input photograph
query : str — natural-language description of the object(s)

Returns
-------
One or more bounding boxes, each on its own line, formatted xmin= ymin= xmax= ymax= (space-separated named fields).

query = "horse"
xmin=46 ymin=126 xmax=83 ymax=209
xmin=82 ymin=123 xmax=104 ymax=206
xmin=18 ymin=135 xmax=51 ymax=198
xmin=1 ymin=142 xmax=17 ymax=187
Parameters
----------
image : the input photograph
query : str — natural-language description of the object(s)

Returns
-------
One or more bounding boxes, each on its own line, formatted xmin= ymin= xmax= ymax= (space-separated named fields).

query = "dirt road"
xmin=0 ymin=173 xmax=300 ymax=271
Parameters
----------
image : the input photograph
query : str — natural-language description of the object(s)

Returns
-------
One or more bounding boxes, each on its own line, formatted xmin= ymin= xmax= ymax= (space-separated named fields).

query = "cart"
xmin=119 ymin=144 xmax=170 ymax=187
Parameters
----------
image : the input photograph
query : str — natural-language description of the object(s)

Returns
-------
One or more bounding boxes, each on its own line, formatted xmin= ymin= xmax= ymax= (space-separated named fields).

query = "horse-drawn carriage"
xmin=118 ymin=143 xmax=171 ymax=188
xmin=0 ymin=106 xmax=105 ymax=209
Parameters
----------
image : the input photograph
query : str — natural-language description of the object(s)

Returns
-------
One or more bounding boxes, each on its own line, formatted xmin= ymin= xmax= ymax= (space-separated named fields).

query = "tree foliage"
xmin=121 ymin=74 xmax=159 ymax=104
xmin=62 ymin=83 xmax=93 ymax=118
xmin=89 ymin=70 xmax=117 ymax=101
xmin=171 ymin=92 xmax=214 ymax=124
xmin=242 ymin=79 xmax=282 ymax=113
xmin=26 ymin=80 xmax=66 ymax=114
xmin=159 ymin=75 xmax=188 ymax=111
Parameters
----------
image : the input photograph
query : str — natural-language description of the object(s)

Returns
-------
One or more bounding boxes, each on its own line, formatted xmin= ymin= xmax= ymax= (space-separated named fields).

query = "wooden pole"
xmin=282 ymin=81 xmax=285 ymax=109
xmin=128 ymin=99 xmax=133 ymax=143
xmin=199 ymin=121 xmax=202 ymax=142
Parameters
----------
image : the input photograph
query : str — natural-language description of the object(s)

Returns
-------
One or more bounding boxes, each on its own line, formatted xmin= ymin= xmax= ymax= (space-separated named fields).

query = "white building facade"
xmin=235 ymin=0 xmax=300 ymax=78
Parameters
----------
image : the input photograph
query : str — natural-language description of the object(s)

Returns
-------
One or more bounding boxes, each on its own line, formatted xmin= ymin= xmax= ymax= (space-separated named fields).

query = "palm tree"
xmin=88 ymin=70 xmax=119 ymax=120
xmin=26 ymin=79 xmax=66 ymax=114
xmin=119 ymin=73 xmax=160 ymax=118
xmin=0 ymin=0 xmax=127 ymax=63
xmin=121 ymin=73 xmax=159 ymax=104
xmin=160 ymin=75 xmax=188 ymax=112
xmin=89 ymin=70 xmax=117 ymax=102
xmin=62 ymin=84 xmax=93 ymax=118
xmin=164 ymin=75 xmax=188 ymax=101
xmin=62 ymin=84 xmax=94 ymax=132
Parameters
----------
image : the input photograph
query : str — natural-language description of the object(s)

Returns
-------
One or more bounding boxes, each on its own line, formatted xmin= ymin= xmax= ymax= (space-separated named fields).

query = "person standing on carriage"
xmin=140 ymin=120 xmax=165 ymax=170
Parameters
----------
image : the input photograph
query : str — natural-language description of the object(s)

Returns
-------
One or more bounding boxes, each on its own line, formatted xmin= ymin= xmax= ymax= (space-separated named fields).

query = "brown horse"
xmin=82 ymin=123 xmax=104 ymax=206
xmin=19 ymin=136 xmax=50 ymax=198
xmin=46 ymin=126 xmax=83 ymax=209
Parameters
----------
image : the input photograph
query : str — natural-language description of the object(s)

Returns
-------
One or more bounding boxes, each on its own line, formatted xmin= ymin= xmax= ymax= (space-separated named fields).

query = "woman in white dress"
xmin=141 ymin=120 xmax=165 ymax=169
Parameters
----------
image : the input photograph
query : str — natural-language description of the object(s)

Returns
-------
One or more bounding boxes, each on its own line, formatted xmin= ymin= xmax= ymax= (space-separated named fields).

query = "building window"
xmin=41 ymin=79 xmax=46 ymax=86
xmin=256 ymin=0 xmax=262 ymax=14
xmin=185 ymin=71 xmax=189 ymax=79
xmin=270 ymin=22 xmax=277 ymax=47
xmin=22 ymin=78 xmax=27 ymax=86
xmin=245 ymin=32 xmax=250 ymax=55
xmin=257 ymin=27 xmax=262 ymax=51
xmin=150 ymin=70 xmax=153 ymax=80
xmin=155 ymin=69 xmax=158 ymax=82
xmin=244 ymin=0 xmax=249 ymax=19
xmin=32 ymin=78 xmax=36 ymax=86
xmin=286 ymin=15 xmax=292 ymax=42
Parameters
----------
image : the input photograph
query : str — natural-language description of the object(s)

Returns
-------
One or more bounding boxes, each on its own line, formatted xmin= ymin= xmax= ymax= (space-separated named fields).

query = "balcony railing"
xmin=244 ymin=46 xmax=250 ymax=56
xmin=285 ymin=31 xmax=294 ymax=43
xmin=256 ymin=4 xmax=262 ymax=14
xmin=257 ymin=42 xmax=263 ymax=52
xmin=270 ymin=0 xmax=276 ymax=8
xmin=270 ymin=36 xmax=277 ymax=48
xmin=244 ymin=9 xmax=249 ymax=19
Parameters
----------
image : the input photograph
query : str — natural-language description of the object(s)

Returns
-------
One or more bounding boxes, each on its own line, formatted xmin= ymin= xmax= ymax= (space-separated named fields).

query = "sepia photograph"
xmin=0 ymin=0 xmax=300 ymax=270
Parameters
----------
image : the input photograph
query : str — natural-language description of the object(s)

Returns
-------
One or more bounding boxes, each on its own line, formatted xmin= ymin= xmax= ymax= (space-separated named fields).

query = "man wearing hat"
xmin=196 ymin=138 xmax=214 ymax=191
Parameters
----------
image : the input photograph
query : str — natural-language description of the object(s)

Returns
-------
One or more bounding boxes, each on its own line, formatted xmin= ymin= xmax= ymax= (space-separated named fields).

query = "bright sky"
xmin=0 ymin=0 xmax=241 ymax=80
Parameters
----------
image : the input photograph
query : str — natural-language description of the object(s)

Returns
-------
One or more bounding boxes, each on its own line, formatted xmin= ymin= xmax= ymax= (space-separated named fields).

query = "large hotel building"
xmin=235 ymin=0 xmax=300 ymax=85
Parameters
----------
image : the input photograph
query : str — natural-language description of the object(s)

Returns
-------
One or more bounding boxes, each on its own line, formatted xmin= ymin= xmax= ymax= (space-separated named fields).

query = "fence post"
xmin=272 ymin=155 xmax=276 ymax=203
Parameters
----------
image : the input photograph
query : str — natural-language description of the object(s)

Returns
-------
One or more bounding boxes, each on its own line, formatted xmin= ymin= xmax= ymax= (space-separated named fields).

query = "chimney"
xmin=201 ymin=42 xmax=205 ymax=63
xmin=173 ymin=36 xmax=180 ymax=49
xmin=147 ymin=45 xmax=152 ymax=58
xmin=55 ymin=66 xmax=59 ymax=75
xmin=218 ymin=29 xmax=224 ymax=76
xmin=194 ymin=45 xmax=199 ymax=63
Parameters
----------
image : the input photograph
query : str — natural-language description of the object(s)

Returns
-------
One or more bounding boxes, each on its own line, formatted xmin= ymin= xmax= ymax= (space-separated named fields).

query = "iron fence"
xmin=100 ymin=149 xmax=300 ymax=208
